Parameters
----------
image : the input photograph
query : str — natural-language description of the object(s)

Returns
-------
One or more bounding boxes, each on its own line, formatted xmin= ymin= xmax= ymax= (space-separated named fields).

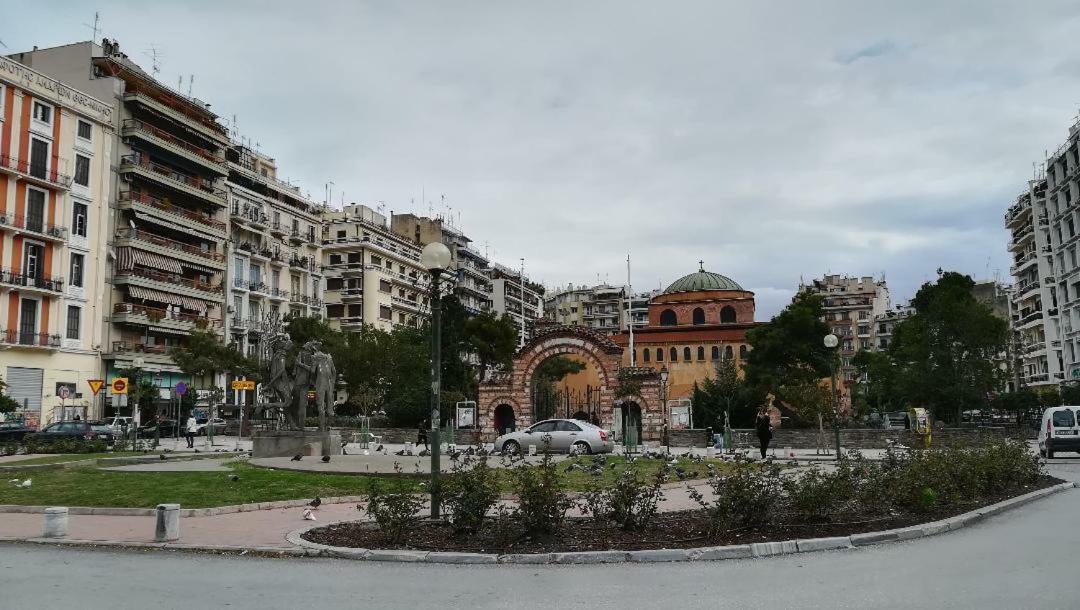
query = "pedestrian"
xmin=755 ymin=407 xmax=773 ymax=459
xmin=417 ymin=419 xmax=429 ymax=450
xmin=185 ymin=412 xmax=198 ymax=449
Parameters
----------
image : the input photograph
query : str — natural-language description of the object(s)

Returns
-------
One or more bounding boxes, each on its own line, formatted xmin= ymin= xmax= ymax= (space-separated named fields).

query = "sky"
xmin=10 ymin=1 xmax=1080 ymax=318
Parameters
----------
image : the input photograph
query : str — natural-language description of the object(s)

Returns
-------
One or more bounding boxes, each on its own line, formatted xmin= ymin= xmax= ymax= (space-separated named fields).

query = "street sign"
xmin=111 ymin=377 xmax=129 ymax=394
xmin=87 ymin=379 xmax=104 ymax=395
xmin=57 ymin=386 xmax=70 ymax=400
xmin=231 ymin=380 xmax=255 ymax=391
xmin=175 ymin=381 xmax=187 ymax=395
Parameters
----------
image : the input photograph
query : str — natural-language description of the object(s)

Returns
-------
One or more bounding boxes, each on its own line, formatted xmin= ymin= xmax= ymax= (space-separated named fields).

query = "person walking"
xmin=417 ymin=419 xmax=429 ymax=450
xmin=185 ymin=412 xmax=198 ymax=449
xmin=755 ymin=407 xmax=773 ymax=459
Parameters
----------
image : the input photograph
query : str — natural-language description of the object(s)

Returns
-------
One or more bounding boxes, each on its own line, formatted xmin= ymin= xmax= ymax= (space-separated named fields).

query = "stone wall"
xmin=668 ymin=427 xmax=1027 ymax=448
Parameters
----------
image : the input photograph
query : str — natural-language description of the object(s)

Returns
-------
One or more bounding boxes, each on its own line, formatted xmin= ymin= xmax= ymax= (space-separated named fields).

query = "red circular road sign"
xmin=111 ymin=378 xmax=128 ymax=394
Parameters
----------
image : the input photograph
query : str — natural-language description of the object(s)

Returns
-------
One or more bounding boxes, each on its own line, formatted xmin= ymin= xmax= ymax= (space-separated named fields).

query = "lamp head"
xmin=659 ymin=365 xmax=669 ymax=384
xmin=421 ymin=242 xmax=452 ymax=272
xmin=823 ymin=334 xmax=839 ymax=349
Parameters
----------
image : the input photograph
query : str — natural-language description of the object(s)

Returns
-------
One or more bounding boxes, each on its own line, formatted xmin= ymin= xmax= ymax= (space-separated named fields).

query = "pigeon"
xmin=159 ymin=454 xmax=167 ymax=461
xmin=193 ymin=449 xmax=200 ymax=453
xmin=229 ymin=475 xmax=239 ymax=482
xmin=418 ymin=448 xmax=430 ymax=457
xmin=291 ymin=454 xmax=303 ymax=461
xmin=375 ymin=444 xmax=384 ymax=453
xmin=302 ymin=508 xmax=317 ymax=521
xmin=321 ymin=455 xmax=331 ymax=463
xmin=309 ymin=496 xmax=322 ymax=509
xmin=394 ymin=449 xmax=407 ymax=456
xmin=675 ymin=470 xmax=687 ymax=480
xmin=564 ymin=463 xmax=579 ymax=473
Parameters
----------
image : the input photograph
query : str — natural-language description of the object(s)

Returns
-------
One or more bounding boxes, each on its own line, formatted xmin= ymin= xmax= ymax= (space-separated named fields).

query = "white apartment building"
xmin=799 ymin=275 xmax=890 ymax=384
xmin=390 ymin=212 xmax=493 ymax=316
xmin=489 ymin=263 xmax=543 ymax=345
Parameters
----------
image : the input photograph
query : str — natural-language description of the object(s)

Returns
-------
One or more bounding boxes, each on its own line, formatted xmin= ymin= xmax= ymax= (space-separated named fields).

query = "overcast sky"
xmin=12 ymin=1 xmax=1080 ymax=318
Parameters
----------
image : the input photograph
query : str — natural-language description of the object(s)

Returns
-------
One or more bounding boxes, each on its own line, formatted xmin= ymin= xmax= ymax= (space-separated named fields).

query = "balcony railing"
xmin=113 ymin=302 xmax=220 ymax=329
xmin=0 ymin=268 xmax=64 ymax=293
xmin=0 ymin=330 xmax=61 ymax=348
xmin=0 ymin=212 xmax=68 ymax=240
xmin=0 ymin=153 xmax=72 ymax=189
xmin=231 ymin=203 xmax=269 ymax=227
xmin=116 ymin=227 xmax=226 ymax=262
xmin=123 ymin=119 xmax=223 ymax=164
xmin=114 ymin=266 xmax=223 ymax=294
xmin=119 ymin=191 xmax=226 ymax=231
xmin=270 ymin=287 xmax=290 ymax=300
xmin=111 ymin=340 xmax=169 ymax=356
xmin=120 ymin=153 xmax=225 ymax=201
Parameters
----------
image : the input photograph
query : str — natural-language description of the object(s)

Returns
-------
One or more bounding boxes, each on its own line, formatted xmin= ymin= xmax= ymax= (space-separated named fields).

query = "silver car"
xmin=495 ymin=419 xmax=613 ymax=455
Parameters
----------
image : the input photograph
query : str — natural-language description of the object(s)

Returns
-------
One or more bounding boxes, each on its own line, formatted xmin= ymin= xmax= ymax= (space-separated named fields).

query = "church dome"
xmin=663 ymin=265 xmax=744 ymax=294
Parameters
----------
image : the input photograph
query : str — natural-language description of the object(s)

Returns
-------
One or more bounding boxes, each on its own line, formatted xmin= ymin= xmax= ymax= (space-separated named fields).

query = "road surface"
xmin=4 ymin=461 xmax=1080 ymax=609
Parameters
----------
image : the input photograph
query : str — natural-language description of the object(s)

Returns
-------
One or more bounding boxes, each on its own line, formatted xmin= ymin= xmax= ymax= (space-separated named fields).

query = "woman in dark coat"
xmin=755 ymin=408 xmax=773 ymax=459
xmin=417 ymin=419 xmax=429 ymax=450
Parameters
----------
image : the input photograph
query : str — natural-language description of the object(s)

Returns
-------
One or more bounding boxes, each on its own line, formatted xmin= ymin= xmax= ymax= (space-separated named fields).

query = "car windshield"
xmin=1052 ymin=410 xmax=1075 ymax=427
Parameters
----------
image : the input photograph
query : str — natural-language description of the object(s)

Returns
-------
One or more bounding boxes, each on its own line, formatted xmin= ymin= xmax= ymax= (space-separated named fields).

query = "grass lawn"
xmin=0 ymin=455 xmax=740 ymax=509
xmin=4 ymin=452 xmax=147 ymax=466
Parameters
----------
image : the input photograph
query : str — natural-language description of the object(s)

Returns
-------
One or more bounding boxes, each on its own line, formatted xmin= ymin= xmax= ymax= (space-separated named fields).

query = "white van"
xmin=1038 ymin=406 xmax=1080 ymax=458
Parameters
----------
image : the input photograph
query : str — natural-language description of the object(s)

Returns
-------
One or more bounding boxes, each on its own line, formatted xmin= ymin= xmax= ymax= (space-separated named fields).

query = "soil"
xmin=302 ymin=476 xmax=1063 ymax=554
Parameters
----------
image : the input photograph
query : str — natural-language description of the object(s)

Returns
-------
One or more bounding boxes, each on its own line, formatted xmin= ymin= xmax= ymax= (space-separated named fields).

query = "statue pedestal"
xmin=252 ymin=429 xmax=342 ymax=458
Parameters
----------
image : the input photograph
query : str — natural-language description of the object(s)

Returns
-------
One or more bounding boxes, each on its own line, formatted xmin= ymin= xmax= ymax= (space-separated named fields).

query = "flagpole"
xmin=627 ymin=253 xmax=634 ymax=365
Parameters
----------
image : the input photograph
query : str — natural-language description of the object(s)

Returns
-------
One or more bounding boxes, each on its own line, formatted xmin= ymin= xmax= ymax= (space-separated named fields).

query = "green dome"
xmin=663 ymin=267 xmax=743 ymax=294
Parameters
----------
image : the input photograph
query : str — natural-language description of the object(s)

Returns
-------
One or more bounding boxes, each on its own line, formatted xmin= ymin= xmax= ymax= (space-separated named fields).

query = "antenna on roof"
xmin=143 ymin=45 xmax=162 ymax=77
xmin=84 ymin=11 xmax=101 ymax=43
xmin=187 ymin=74 xmax=194 ymax=97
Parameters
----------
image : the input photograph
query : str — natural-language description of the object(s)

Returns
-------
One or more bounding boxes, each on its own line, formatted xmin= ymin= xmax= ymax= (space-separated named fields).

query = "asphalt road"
xmin=5 ymin=461 xmax=1080 ymax=610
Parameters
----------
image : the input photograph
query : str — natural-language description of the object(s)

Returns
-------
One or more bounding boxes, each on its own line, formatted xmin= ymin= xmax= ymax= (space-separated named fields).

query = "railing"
xmin=0 ymin=212 xmax=68 ymax=240
xmin=114 ymin=266 xmax=222 ymax=294
xmin=0 ymin=330 xmax=61 ymax=348
xmin=232 ymin=277 xmax=247 ymax=289
xmin=323 ymin=235 xmax=422 ymax=262
xmin=290 ymin=294 xmax=324 ymax=307
xmin=270 ymin=287 xmax=290 ymax=300
xmin=120 ymin=153 xmax=224 ymax=199
xmin=289 ymin=255 xmax=309 ymax=269
xmin=119 ymin=191 xmax=226 ymax=231
xmin=248 ymin=280 xmax=269 ymax=293
xmin=269 ymin=220 xmax=284 ymax=234
xmin=113 ymin=302 xmax=220 ymax=328
xmin=111 ymin=340 xmax=169 ymax=355
xmin=0 ymin=153 xmax=72 ymax=188
xmin=123 ymin=119 xmax=221 ymax=163
xmin=0 ymin=268 xmax=64 ymax=292
xmin=231 ymin=203 xmax=269 ymax=226
xmin=116 ymin=227 xmax=226 ymax=262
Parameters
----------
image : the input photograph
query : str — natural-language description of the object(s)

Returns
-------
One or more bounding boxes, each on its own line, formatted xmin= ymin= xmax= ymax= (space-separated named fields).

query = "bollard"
xmin=42 ymin=507 xmax=68 ymax=538
xmin=155 ymin=503 xmax=181 ymax=542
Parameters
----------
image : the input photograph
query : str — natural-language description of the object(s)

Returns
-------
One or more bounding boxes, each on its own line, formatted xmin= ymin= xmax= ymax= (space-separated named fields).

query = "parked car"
xmin=86 ymin=421 xmax=117 ymax=445
xmin=0 ymin=421 xmax=35 ymax=442
xmin=138 ymin=418 xmax=179 ymax=438
xmin=196 ymin=418 xmax=227 ymax=436
xmin=1038 ymin=406 xmax=1080 ymax=458
xmin=25 ymin=421 xmax=112 ymax=444
xmin=103 ymin=416 xmax=133 ymax=436
xmin=495 ymin=419 xmax=613 ymax=455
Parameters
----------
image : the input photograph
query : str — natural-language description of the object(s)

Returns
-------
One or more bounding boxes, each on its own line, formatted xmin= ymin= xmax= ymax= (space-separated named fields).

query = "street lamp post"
xmin=823 ymin=333 xmax=841 ymax=462
xmin=659 ymin=365 xmax=669 ymax=451
xmin=422 ymin=242 xmax=452 ymax=519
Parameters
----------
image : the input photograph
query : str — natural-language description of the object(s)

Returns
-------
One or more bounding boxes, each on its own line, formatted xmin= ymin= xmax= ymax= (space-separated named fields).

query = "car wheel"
xmin=1047 ymin=442 xmax=1055 ymax=459
xmin=502 ymin=440 xmax=521 ymax=455
xmin=572 ymin=441 xmax=591 ymax=455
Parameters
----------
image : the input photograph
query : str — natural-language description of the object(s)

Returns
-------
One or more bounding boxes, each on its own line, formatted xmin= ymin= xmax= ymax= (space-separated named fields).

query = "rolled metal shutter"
xmin=5 ymin=366 xmax=43 ymax=411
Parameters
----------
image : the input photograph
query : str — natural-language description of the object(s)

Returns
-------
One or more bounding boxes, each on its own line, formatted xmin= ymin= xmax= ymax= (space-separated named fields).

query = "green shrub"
xmin=783 ymin=463 xmax=859 ymax=522
xmin=20 ymin=438 xmax=107 ymax=455
xmin=689 ymin=462 xmax=783 ymax=533
xmin=582 ymin=465 xmax=668 ymax=531
xmin=509 ymin=444 xmax=573 ymax=536
xmin=361 ymin=465 xmax=425 ymax=544
xmin=443 ymin=455 xmax=502 ymax=534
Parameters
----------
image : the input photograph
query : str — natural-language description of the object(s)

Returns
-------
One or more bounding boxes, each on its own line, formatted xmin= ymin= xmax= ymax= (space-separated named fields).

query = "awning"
xmin=116 ymin=247 xmax=183 ymax=274
xmin=126 ymin=285 xmax=208 ymax=314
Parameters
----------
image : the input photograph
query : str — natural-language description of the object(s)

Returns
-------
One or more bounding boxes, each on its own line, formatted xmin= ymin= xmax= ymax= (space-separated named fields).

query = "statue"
xmin=294 ymin=340 xmax=337 ymax=456
xmin=291 ymin=340 xmax=318 ymax=429
xmin=265 ymin=335 xmax=295 ymax=428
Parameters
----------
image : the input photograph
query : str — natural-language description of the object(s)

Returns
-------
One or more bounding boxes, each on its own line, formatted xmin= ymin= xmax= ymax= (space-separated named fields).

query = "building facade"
xmin=0 ymin=54 xmax=114 ymax=427
xmin=322 ymin=204 xmax=430 ymax=332
xmin=390 ymin=213 xmax=493 ymax=316
xmin=799 ymin=275 xmax=890 ymax=385
xmin=544 ymin=283 xmax=627 ymax=334
xmin=489 ymin=263 xmax=543 ymax=346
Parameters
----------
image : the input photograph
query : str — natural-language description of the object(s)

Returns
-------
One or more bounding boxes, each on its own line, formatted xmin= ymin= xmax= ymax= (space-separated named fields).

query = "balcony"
xmin=0 ymin=268 xmax=64 ymax=294
xmin=121 ymin=88 xmax=229 ymax=147
xmin=0 ymin=153 xmax=72 ymax=190
xmin=0 ymin=330 xmax=61 ymax=350
xmin=0 ymin=213 xmax=68 ymax=242
xmin=392 ymin=296 xmax=424 ymax=312
xmin=268 ymin=287 xmax=290 ymax=301
xmin=118 ymin=191 xmax=226 ymax=236
xmin=115 ymin=227 xmax=227 ymax=268
xmin=269 ymin=221 xmax=286 ymax=237
xmin=323 ymin=234 xmax=421 ymax=263
xmin=232 ymin=277 xmax=247 ymax=291
xmin=107 ymin=340 xmax=174 ymax=366
xmin=248 ymin=280 xmax=270 ymax=297
xmin=113 ymin=266 xmax=223 ymax=300
xmin=289 ymin=255 xmax=310 ymax=270
xmin=122 ymin=119 xmax=227 ymax=176
xmin=118 ymin=154 xmax=226 ymax=207
xmin=112 ymin=302 xmax=220 ymax=334
xmin=338 ymin=287 xmax=363 ymax=301
xmin=231 ymin=204 xmax=269 ymax=230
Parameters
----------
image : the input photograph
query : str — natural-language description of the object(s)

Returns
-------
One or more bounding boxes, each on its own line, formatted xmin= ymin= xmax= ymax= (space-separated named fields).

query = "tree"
xmin=465 ymin=312 xmax=518 ymax=382
xmin=1062 ymin=382 xmax=1080 ymax=406
xmin=532 ymin=356 xmax=586 ymax=420
xmin=888 ymin=272 xmax=1008 ymax=424
xmin=114 ymin=367 xmax=160 ymax=423
xmin=693 ymin=358 xmax=763 ymax=429
xmin=169 ymin=330 xmax=260 ymax=384
xmin=852 ymin=350 xmax=898 ymax=412
xmin=0 ymin=377 xmax=19 ymax=414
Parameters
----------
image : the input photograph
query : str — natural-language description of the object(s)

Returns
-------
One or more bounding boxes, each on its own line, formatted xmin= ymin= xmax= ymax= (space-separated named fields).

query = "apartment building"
xmin=0 ymin=55 xmax=114 ymax=427
xmin=1005 ymin=178 xmax=1062 ymax=388
xmin=544 ymin=283 xmax=637 ymax=335
xmin=873 ymin=304 xmax=914 ymax=351
xmin=799 ymin=275 xmax=890 ymax=384
xmin=322 ymin=204 xmax=430 ymax=332
xmin=224 ymin=144 xmax=322 ymax=357
xmin=489 ymin=263 xmax=543 ymax=345
xmin=390 ymin=213 xmax=493 ymax=316
xmin=544 ymin=284 xmax=594 ymax=326
xmin=623 ymin=290 xmax=656 ymax=332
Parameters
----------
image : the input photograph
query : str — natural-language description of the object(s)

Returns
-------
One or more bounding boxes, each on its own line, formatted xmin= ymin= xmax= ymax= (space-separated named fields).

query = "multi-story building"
xmin=390 ymin=213 xmax=493 ymax=316
xmin=322 ymin=204 xmax=430 ymax=332
xmin=1005 ymin=178 xmax=1061 ymax=388
xmin=544 ymin=283 xmax=627 ymax=334
xmin=0 ymin=54 xmax=114 ymax=427
xmin=13 ymin=40 xmax=232 ymax=406
xmin=873 ymin=303 xmax=914 ymax=351
xmin=489 ymin=263 xmax=543 ymax=346
xmin=623 ymin=290 xmax=657 ymax=332
xmin=799 ymin=275 xmax=890 ymax=384
xmin=224 ymin=144 xmax=322 ymax=357
xmin=545 ymin=284 xmax=594 ymax=326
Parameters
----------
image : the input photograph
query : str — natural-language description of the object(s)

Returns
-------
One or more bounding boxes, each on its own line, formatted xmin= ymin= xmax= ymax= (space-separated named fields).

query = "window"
xmin=530 ymin=421 xmax=558 ymax=433
xmin=328 ymin=254 xmax=342 ymax=265
xmin=683 ymin=346 xmax=691 ymax=360
xmin=697 ymin=346 xmax=705 ymax=361
xmin=72 ymin=202 xmax=87 ymax=237
xmin=371 ymin=255 xmax=382 ymax=266
xmin=66 ymin=306 xmax=81 ymax=340
xmin=26 ymin=188 xmax=45 ymax=233
xmin=347 ymin=252 xmax=362 ymax=264
xmin=23 ymin=242 xmax=43 ymax=280
xmin=327 ymin=278 xmax=343 ymax=290
xmin=858 ymin=310 xmax=867 ymax=320
xmin=379 ymin=279 xmax=392 ymax=292
xmin=670 ymin=347 xmax=678 ymax=362
xmin=659 ymin=309 xmax=677 ymax=326
xmin=711 ymin=346 xmax=720 ymax=360
xmin=73 ymin=155 xmax=90 ymax=187
xmin=379 ymin=305 xmax=392 ymax=320
xmin=69 ymin=253 xmax=84 ymax=287
xmin=724 ymin=345 xmax=734 ymax=359
xmin=29 ymin=138 xmax=49 ymax=179
xmin=643 ymin=349 xmax=650 ymax=363
xmin=720 ymin=306 xmax=737 ymax=323
xmin=77 ymin=120 xmax=92 ymax=141
xmin=656 ymin=348 xmax=663 ymax=362
xmin=739 ymin=345 xmax=748 ymax=360
xmin=556 ymin=421 xmax=582 ymax=432
xmin=32 ymin=101 xmax=52 ymax=125
xmin=1052 ymin=410 xmax=1075 ymax=427
xmin=692 ymin=307 xmax=705 ymax=325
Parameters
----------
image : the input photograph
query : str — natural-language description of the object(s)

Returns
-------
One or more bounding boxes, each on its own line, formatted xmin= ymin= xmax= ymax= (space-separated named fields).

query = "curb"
xmin=0 ymin=496 xmax=365 ymax=518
